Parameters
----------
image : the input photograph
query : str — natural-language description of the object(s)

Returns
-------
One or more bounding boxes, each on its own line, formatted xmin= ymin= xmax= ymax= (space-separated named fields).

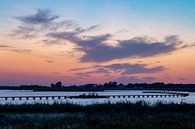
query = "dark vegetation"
xmin=1 ymin=81 xmax=195 ymax=92
xmin=0 ymin=102 xmax=195 ymax=129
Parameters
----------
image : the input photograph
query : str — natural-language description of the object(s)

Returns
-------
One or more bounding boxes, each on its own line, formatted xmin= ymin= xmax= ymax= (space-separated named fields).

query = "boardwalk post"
xmin=0 ymin=91 xmax=189 ymax=102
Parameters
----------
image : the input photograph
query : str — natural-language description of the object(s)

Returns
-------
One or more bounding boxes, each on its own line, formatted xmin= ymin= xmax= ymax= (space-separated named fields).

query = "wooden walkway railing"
xmin=0 ymin=93 xmax=189 ymax=101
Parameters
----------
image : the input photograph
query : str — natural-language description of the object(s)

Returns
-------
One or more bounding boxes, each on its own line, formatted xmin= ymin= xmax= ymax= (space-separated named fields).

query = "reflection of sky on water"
xmin=0 ymin=90 xmax=194 ymax=105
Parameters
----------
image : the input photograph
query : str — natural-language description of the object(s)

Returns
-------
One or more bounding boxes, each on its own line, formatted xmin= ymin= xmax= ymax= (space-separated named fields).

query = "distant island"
xmin=1 ymin=81 xmax=195 ymax=92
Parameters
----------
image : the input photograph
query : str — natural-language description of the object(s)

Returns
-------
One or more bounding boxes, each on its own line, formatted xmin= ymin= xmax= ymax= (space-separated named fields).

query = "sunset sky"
xmin=0 ymin=0 xmax=195 ymax=85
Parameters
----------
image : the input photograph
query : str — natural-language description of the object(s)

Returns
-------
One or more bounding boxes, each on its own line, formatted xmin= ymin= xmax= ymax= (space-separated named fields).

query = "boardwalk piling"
xmin=0 ymin=91 xmax=189 ymax=102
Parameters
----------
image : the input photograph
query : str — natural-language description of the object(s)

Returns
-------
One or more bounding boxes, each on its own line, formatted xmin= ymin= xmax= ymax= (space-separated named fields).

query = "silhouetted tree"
xmin=109 ymin=81 xmax=117 ymax=87
xmin=51 ymin=83 xmax=55 ymax=88
xmin=50 ymin=81 xmax=63 ymax=88
xmin=103 ymin=82 xmax=109 ymax=87
xmin=118 ymin=83 xmax=124 ymax=87
xmin=56 ymin=81 xmax=62 ymax=87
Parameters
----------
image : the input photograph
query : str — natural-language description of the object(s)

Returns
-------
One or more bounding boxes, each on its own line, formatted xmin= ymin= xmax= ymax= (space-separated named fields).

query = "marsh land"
xmin=0 ymin=102 xmax=195 ymax=129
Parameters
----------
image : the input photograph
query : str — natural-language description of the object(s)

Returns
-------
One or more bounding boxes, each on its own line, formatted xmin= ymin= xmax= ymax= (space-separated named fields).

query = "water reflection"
xmin=0 ymin=90 xmax=194 ymax=105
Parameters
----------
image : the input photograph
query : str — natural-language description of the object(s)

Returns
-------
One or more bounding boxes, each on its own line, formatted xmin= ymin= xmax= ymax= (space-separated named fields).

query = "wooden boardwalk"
xmin=142 ymin=90 xmax=189 ymax=95
xmin=0 ymin=93 xmax=189 ymax=101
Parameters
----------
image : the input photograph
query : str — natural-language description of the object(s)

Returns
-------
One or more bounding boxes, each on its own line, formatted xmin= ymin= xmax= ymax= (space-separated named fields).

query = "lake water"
xmin=0 ymin=90 xmax=194 ymax=105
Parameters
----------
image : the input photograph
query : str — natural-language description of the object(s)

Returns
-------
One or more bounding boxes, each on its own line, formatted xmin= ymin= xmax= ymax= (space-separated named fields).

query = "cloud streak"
xmin=0 ymin=45 xmax=14 ymax=48
xmin=71 ymin=63 xmax=165 ymax=77
xmin=49 ymin=29 xmax=188 ymax=62
xmin=0 ymin=44 xmax=31 ymax=54
xmin=102 ymin=63 xmax=165 ymax=75
xmin=12 ymin=9 xmax=191 ymax=62
xmin=16 ymin=9 xmax=58 ymax=25
xmin=11 ymin=49 xmax=32 ymax=53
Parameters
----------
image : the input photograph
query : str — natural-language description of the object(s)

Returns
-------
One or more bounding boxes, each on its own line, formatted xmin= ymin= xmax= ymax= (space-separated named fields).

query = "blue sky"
xmin=1 ymin=0 xmax=195 ymax=26
xmin=1 ymin=0 xmax=195 ymax=40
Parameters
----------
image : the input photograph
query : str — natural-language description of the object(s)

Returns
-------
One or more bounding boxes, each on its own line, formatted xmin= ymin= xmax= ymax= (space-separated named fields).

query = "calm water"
xmin=0 ymin=90 xmax=194 ymax=105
